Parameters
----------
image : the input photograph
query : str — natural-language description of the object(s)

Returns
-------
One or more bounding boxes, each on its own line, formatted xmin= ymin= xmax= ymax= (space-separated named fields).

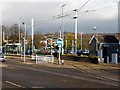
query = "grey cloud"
xmin=2 ymin=1 xmax=118 ymax=35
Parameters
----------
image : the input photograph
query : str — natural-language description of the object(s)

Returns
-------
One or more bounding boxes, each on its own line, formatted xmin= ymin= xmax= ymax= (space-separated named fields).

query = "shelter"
xmin=89 ymin=35 xmax=119 ymax=63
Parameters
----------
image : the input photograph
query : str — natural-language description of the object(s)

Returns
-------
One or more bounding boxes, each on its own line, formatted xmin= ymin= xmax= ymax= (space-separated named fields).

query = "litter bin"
xmin=112 ymin=53 xmax=118 ymax=64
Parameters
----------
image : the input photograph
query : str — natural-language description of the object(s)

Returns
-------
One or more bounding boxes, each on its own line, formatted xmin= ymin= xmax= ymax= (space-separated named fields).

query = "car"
xmin=0 ymin=52 xmax=6 ymax=62
xmin=70 ymin=50 xmax=74 ymax=54
xmin=77 ymin=50 xmax=89 ymax=56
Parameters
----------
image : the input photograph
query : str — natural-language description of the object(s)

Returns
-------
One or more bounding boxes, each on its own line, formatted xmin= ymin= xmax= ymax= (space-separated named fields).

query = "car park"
xmin=0 ymin=52 xmax=6 ymax=62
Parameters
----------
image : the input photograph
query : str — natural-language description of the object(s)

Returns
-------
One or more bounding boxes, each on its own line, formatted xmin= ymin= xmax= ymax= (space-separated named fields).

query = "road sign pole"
xmin=57 ymin=38 xmax=63 ymax=65
xmin=24 ymin=38 xmax=25 ymax=63
xmin=58 ymin=45 xmax=61 ymax=65
xmin=51 ymin=39 xmax=53 ymax=57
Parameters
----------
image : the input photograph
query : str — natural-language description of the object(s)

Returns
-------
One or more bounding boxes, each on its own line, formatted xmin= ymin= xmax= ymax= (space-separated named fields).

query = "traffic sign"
xmin=57 ymin=38 xmax=63 ymax=45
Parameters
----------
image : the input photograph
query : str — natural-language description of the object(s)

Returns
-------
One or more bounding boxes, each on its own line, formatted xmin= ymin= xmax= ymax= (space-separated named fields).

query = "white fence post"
xmin=36 ymin=54 xmax=37 ymax=64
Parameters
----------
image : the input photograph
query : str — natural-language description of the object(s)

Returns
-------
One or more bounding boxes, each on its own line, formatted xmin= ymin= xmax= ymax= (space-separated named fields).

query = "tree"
xmin=66 ymin=33 xmax=74 ymax=49
xmin=34 ymin=34 xmax=45 ymax=49
xmin=7 ymin=24 xmax=24 ymax=43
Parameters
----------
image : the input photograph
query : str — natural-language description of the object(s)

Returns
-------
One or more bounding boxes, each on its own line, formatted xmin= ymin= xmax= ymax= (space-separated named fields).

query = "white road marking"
xmin=32 ymin=86 xmax=44 ymax=88
xmin=5 ymin=81 xmax=25 ymax=88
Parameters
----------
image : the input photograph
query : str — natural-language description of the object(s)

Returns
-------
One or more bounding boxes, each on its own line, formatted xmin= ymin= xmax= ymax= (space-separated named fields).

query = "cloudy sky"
xmin=0 ymin=0 xmax=119 ymax=35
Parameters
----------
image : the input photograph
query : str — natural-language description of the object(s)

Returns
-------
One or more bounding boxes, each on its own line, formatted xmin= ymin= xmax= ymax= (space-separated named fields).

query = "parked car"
xmin=70 ymin=50 xmax=74 ymax=54
xmin=77 ymin=50 xmax=89 ymax=56
xmin=0 ymin=52 xmax=6 ymax=62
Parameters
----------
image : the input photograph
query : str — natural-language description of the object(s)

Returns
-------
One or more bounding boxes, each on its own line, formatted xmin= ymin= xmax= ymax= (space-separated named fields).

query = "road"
xmin=1 ymin=56 xmax=119 ymax=89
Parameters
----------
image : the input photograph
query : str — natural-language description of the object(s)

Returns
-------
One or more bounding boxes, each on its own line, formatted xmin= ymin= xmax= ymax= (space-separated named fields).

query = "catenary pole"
xmin=73 ymin=9 xmax=78 ymax=54
xmin=32 ymin=18 xmax=34 ymax=59
xmin=61 ymin=4 xmax=65 ymax=55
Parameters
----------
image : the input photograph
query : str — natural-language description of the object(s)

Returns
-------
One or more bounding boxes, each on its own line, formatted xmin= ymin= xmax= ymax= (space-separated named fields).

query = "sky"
xmin=0 ymin=0 xmax=119 ymax=35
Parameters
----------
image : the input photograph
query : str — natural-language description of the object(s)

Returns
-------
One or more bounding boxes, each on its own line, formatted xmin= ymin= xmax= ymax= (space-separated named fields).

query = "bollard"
xmin=36 ymin=54 xmax=37 ymax=64
xmin=61 ymin=60 xmax=64 ymax=65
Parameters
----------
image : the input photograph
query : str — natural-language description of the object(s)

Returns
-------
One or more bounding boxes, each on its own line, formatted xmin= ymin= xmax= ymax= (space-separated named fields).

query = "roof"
xmin=98 ymin=35 xmax=119 ymax=43
xmin=115 ymin=33 xmax=120 ymax=41
xmin=89 ymin=36 xmax=99 ymax=44
xmin=89 ymin=35 xmax=119 ymax=44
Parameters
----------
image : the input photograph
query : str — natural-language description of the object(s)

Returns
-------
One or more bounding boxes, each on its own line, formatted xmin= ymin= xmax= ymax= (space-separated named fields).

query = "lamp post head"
xmin=73 ymin=9 xmax=78 ymax=12
xmin=61 ymin=4 xmax=66 ymax=7
xmin=93 ymin=27 xmax=97 ymax=30
xmin=22 ymin=21 xmax=26 ymax=25
xmin=80 ymin=32 xmax=84 ymax=34
xmin=18 ymin=17 xmax=21 ymax=19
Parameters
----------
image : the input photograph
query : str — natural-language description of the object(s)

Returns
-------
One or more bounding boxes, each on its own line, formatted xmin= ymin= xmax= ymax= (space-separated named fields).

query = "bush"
xmin=36 ymin=51 xmax=45 ymax=55
xmin=89 ymin=56 xmax=100 ymax=64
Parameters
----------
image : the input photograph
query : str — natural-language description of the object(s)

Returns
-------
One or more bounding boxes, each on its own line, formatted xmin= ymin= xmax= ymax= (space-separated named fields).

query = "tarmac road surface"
xmin=1 ymin=56 xmax=119 ymax=89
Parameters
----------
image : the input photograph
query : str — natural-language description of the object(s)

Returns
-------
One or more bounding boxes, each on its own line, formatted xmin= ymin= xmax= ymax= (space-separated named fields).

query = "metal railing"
xmin=36 ymin=55 xmax=54 ymax=64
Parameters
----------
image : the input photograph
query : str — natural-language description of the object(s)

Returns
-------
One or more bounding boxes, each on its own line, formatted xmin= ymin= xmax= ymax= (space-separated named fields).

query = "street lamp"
xmin=22 ymin=21 xmax=26 ymax=40
xmin=93 ymin=27 xmax=98 ymax=56
xmin=18 ymin=17 xmax=21 ymax=44
xmin=93 ymin=27 xmax=98 ymax=39
xmin=22 ymin=21 xmax=27 ymax=63
xmin=73 ymin=9 xmax=78 ymax=54
xmin=18 ymin=17 xmax=21 ymax=54
xmin=0 ymin=25 xmax=2 ymax=52
xmin=61 ymin=4 xmax=66 ymax=55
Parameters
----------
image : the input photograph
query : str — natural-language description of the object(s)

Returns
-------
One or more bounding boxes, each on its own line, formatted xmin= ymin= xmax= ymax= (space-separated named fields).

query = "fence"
xmin=36 ymin=55 xmax=54 ymax=64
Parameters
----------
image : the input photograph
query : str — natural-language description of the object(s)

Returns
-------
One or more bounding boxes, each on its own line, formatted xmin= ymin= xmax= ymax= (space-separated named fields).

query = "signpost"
xmin=24 ymin=38 xmax=26 ymax=63
xmin=57 ymin=38 xmax=63 ymax=65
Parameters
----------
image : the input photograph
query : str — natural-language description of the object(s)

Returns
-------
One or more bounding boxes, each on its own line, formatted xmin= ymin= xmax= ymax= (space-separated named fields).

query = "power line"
xmin=32 ymin=0 xmax=90 ymax=27
xmin=33 ymin=0 xmax=90 ymax=26
xmin=78 ymin=0 xmax=90 ymax=12
xmin=80 ymin=5 xmax=118 ymax=14
xmin=26 ymin=5 xmax=118 ymax=29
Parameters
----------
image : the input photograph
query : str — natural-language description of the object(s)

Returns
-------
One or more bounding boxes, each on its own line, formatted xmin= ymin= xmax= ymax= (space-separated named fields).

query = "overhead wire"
xmin=34 ymin=0 xmax=90 ymax=27
xmin=26 ymin=2 xmax=118 ymax=29
xmin=78 ymin=0 xmax=90 ymax=12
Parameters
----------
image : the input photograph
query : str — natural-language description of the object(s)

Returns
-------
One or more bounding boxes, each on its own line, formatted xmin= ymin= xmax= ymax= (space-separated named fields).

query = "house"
xmin=89 ymin=35 xmax=119 ymax=63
